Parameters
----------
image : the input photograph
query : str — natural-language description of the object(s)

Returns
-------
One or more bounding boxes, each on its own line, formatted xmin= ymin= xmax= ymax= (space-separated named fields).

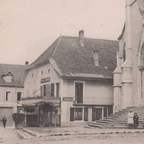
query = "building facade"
xmin=0 ymin=64 xmax=26 ymax=127
xmin=23 ymin=31 xmax=118 ymax=126
xmin=113 ymin=0 xmax=144 ymax=112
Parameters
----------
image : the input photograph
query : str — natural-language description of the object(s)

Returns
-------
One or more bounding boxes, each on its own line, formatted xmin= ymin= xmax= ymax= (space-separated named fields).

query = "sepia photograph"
xmin=1 ymin=0 xmax=144 ymax=143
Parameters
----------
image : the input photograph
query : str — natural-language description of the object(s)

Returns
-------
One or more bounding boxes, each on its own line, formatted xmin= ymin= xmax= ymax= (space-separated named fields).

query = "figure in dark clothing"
xmin=133 ymin=113 xmax=139 ymax=129
xmin=2 ymin=116 xmax=7 ymax=128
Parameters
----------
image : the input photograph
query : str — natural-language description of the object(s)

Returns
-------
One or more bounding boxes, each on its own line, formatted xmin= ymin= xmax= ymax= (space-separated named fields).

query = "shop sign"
xmin=40 ymin=77 xmax=50 ymax=83
xmin=63 ymin=97 xmax=73 ymax=102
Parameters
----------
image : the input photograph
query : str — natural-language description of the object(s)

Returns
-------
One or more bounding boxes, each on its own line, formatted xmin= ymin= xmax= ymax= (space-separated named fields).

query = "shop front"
xmin=22 ymin=97 xmax=61 ymax=127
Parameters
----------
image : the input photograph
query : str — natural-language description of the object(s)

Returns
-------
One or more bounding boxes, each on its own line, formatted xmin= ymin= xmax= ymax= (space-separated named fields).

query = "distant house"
xmin=0 ymin=64 xmax=26 ymax=127
xmin=23 ymin=30 xmax=118 ymax=127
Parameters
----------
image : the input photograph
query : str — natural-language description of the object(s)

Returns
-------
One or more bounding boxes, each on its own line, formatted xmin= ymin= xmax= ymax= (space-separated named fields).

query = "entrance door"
xmin=92 ymin=108 xmax=103 ymax=121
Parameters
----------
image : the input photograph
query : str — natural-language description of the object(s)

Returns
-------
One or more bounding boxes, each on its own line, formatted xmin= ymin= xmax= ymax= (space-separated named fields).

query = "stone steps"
xmin=88 ymin=106 xmax=144 ymax=129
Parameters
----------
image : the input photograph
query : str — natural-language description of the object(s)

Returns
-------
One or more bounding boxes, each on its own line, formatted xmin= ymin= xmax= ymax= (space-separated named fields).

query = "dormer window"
xmin=93 ymin=50 xmax=99 ymax=66
xmin=2 ymin=72 xmax=14 ymax=83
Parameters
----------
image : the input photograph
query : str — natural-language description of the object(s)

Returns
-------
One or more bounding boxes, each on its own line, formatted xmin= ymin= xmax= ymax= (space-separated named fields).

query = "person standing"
xmin=2 ymin=116 xmax=7 ymax=128
xmin=133 ymin=113 xmax=139 ymax=129
xmin=128 ymin=110 xmax=134 ymax=128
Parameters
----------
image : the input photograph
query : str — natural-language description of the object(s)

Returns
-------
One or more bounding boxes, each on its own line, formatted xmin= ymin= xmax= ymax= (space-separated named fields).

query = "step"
xmin=16 ymin=129 xmax=33 ymax=139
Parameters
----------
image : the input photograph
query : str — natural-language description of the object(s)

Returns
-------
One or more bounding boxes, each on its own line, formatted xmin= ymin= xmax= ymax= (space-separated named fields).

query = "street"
xmin=1 ymin=127 xmax=144 ymax=144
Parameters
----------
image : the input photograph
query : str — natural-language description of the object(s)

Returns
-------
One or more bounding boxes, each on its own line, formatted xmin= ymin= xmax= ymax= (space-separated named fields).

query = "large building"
xmin=113 ymin=0 xmax=144 ymax=112
xmin=0 ymin=64 xmax=26 ymax=127
xmin=23 ymin=30 xmax=118 ymax=126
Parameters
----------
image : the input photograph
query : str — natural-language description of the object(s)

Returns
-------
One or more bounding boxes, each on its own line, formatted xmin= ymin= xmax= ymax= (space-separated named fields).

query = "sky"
xmin=0 ymin=0 xmax=125 ymax=65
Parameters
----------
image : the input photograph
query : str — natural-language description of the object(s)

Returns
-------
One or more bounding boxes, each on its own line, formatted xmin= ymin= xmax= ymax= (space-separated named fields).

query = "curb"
xmin=16 ymin=129 xmax=33 ymax=139
xmin=26 ymin=129 xmax=144 ymax=137
xmin=22 ymin=128 xmax=40 ymax=137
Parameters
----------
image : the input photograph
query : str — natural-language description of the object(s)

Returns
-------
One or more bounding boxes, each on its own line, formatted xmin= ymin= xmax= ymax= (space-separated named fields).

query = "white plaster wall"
xmin=62 ymin=80 xmax=75 ymax=98
xmin=0 ymin=87 xmax=24 ymax=104
xmin=60 ymin=79 xmax=113 ymax=123
xmin=24 ymin=63 xmax=62 ymax=98
xmin=61 ymin=101 xmax=73 ymax=124
xmin=63 ymin=80 xmax=113 ymax=105
xmin=62 ymin=79 xmax=113 ymax=105
xmin=84 ymin=81 xmax=113 ymax=105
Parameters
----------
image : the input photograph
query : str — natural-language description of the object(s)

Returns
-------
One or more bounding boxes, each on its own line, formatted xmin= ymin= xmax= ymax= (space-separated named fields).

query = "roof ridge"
xmin=60 ymin=35 xmax=118 ymax=42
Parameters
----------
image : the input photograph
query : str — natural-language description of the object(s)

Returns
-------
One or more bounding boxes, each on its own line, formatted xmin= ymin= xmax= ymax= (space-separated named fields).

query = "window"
xmin=56 ymin=83 xmax=60 ymax=97
xmin=43 ymin=85 xmax=47 ymax=96
xmin=40 ymin=84 xmax=51 ymax=97
xmin=17 ymin=92 xmax=22 ymax=101
xmin=70 ymin=108 xmax=83 ymax=121
xmin=108 ymin=106 xmax=113 ymax=116
xmin=51 ymin=83 xmax=55 ymax=97
xmin=92 ymin=108 xmax=103 ymax=121
xmin=75 ymin=82 xmax=83 ymax=103
xmin=6 ymin=91 xmax=10 ymax=101
xmin=74 ymin=108 xmax=82 ymax=120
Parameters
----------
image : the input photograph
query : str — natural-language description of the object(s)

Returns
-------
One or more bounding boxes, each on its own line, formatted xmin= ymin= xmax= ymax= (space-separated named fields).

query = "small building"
xmin=23 ymin=30 xmax=118 ymax=126
xmin=0 ymin=64 xmax=26 ymax=127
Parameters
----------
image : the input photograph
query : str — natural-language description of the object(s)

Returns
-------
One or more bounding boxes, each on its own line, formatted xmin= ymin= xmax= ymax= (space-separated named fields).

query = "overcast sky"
xmin=0 ymin=0 xmax=125 ymax=65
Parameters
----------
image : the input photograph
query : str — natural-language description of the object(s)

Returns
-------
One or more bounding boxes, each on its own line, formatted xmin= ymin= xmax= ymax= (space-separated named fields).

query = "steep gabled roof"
xmin=28 ymin=36 xmax=118 ymax=78
xmin=0 ymin=64 xmax=27 ymax=87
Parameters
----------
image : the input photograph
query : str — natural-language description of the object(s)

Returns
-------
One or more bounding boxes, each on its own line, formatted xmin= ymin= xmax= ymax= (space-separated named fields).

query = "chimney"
xmin=79 ymin=30 xmax=84 ymax=47
xmin=25 ymin=61 xmax=29 ymax=65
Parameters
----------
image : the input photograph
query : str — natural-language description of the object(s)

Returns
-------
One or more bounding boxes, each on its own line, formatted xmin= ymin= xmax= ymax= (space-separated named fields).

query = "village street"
xmin=1 ymin=126 xmax=144 ymax=144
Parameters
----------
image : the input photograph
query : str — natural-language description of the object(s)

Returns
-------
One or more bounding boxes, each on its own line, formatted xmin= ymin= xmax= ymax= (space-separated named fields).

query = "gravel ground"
xmin=1 ymin=127 xmax=144 ymax=144
xmin=23 ymin=132 xmax=144 ymax=144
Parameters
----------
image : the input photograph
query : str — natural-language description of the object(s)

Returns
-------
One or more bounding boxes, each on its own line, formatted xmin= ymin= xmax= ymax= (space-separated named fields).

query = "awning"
xmin=22 ymin=99 xmax=43 ymax=107
xmin=22 ymin=97 xmax=60 ymax=107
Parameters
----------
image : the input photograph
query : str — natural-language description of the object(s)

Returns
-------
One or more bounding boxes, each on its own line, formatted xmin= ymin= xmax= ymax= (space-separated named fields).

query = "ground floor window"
xmin=92 ymin=108 xmax=103 ymax=121
xmin=70 ymin=106 xmax=113 ymax=122
xmin=74 ymin=108 xmax=83 ymax=120
xmin=92 ymin=106 xmax=113 ymax=121
xmin=70 ymin=107 xmax=83 ymax=121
